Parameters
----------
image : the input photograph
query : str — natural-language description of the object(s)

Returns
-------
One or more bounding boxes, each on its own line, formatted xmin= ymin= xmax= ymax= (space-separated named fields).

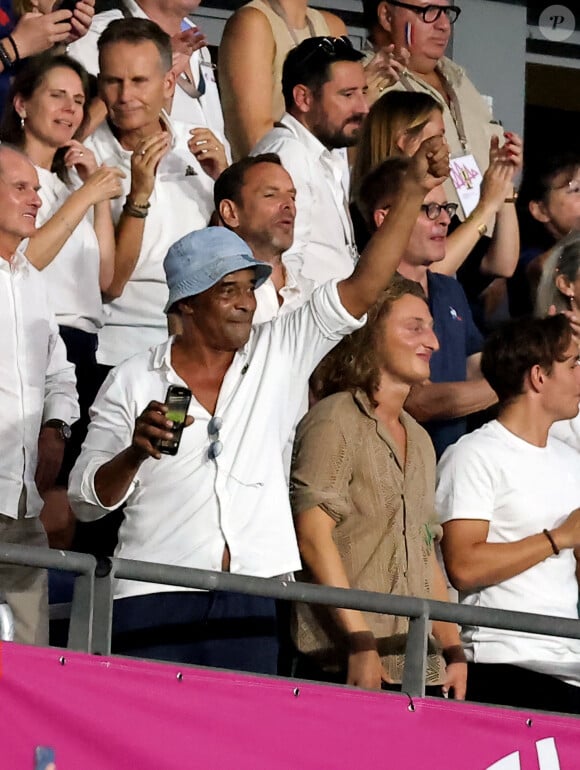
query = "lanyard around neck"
xmin=266 ymin=0 xmax=315 ymax=46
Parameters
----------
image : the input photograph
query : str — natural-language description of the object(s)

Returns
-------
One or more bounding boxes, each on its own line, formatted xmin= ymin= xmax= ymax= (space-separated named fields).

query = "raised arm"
xmin=25 ymin=145 xmax=124 ymax=273
xmin=338 ymin=135 xmax=449 ymax=319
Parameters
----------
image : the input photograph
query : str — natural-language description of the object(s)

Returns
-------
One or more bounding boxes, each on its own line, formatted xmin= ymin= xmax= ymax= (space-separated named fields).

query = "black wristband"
xmin=543 ymin=528 xmax=560 ymax=556
xmin=442 ymin=644 xmax=467 ymax=665
xmin=347 ymin=631 xmax=377 ymax=654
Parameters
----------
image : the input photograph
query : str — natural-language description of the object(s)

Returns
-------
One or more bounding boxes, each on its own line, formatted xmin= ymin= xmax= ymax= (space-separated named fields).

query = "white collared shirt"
xmin=0 ymin=247 xmax=79 ymax=519
xmin=251 ymin=113 xmax=357 ymax=286
xmin=84 ymin=118 xmax=214 ymax=367
xmin=67 ymin=0 xmax=228 ymax=152
xmin=69 ymin=279 xmax=364 ymax=598
xmin=252 ymin=261 xmax=314 ymax=325
xmin=32 ymin=166 xmax=102 ymax=334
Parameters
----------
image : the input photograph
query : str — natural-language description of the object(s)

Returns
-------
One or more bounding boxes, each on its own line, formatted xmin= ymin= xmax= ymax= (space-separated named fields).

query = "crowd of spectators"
xmin=1 ymin=0 xmax=580 ymax=717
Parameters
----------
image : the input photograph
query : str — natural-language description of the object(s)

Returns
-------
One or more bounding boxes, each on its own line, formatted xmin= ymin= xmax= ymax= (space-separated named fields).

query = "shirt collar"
xmin=280 ymin=112 xmax=338 ymax=164
xmin=123 ymin=0 xmax=147 ymax=18
xmin=150 ymin=333 xmax=252 ymax=374
xmin=0 ymin=242 xmax=30 ymax=274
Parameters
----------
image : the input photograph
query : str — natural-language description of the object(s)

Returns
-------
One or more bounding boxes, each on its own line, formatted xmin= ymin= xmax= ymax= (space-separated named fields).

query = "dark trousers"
xmin=467 ymin=662 xmax=580 ymax=714
xmin=56 ymin=326 xmax=100 ymax=484
xmin=112 ymin=590 xmax=279 ymax=675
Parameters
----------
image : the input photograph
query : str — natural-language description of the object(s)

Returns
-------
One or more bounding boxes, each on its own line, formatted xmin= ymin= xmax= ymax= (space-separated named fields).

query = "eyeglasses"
xmin=420 ymin=202 xmax=458 ymax=220
xmin=387 ymin=0 xmax=462 ymax=24
xmin=207 ymin=416 xmax=223 ymax=460
xmin=300 ymin=36 xmax=355 ymax=65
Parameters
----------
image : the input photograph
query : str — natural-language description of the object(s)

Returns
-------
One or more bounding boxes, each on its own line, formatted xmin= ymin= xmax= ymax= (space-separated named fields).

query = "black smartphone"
xmin=157 ymin=385 xmax=192 ymax=456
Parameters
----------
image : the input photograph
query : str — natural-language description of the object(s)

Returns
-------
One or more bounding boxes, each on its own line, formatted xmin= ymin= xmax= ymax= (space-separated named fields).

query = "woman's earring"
xmin=20 ymin=115 xmax=25 ymax=129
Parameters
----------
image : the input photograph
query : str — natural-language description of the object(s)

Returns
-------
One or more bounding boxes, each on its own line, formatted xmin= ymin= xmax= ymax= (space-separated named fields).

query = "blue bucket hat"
xmin=164 ymin=227 xmax=272 ymax=313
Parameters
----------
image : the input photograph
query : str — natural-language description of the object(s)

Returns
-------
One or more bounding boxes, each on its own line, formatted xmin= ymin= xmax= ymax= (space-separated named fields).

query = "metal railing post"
xmin=401 ymin=604 xmax=429 ymax=698
xmin=91 ymin=557 xmax=115 ymax=655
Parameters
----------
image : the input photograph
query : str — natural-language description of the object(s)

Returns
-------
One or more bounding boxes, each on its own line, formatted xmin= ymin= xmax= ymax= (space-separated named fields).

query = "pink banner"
xmin=2 ymin=641 xmax=580 ymax=769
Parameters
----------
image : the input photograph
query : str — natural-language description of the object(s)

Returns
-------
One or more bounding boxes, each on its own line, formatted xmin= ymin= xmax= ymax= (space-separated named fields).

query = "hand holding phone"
xmin=131 ymin=389 xmax=193 ymax=461
xmin=156 ymin=386 xmax=192 ymax=456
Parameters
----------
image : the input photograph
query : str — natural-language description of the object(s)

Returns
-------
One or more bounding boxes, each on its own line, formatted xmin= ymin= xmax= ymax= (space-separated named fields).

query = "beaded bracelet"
xmin=123 ymin=200 xmax=149 ymax=219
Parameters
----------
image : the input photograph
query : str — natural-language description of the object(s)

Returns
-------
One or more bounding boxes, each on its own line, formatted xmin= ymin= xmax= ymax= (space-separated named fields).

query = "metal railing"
xmin=2 ymin=543 xmax=580 ymax=698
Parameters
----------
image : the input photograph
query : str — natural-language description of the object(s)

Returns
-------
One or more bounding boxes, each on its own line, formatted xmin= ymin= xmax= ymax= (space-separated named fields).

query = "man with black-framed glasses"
xmin=362 ymin=0 xmax=507 ymax=222
xmin=360 ymin=156 xmax=497 ymax=458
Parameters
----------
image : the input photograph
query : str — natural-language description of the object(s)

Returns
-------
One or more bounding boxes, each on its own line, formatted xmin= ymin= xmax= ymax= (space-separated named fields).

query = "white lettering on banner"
xmin=485 ymin=738 xmax=561 ymax=770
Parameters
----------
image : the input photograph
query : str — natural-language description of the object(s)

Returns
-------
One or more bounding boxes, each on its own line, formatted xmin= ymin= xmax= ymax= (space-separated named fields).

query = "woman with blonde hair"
xmin=353 ymin=90 xmax=520 ymax=286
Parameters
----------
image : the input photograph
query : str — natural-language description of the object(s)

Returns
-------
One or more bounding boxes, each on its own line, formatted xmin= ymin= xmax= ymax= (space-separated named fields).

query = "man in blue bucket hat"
xmin=69 ymin=137 xmax=449 ymax=673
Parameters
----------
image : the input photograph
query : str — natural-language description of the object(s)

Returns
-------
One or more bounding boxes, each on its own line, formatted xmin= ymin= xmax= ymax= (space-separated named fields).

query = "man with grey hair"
xmin=0 ymin=145 xmax=78 ymax=645
xmin=70 ymin=135 xmax=448 ymax=673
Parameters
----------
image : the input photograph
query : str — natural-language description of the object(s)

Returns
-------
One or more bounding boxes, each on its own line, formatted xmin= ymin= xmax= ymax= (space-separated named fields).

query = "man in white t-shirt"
xmin=251 ymin=36 xmax=369 ymax=287
xmin=68 ymin=0 xmax=227 ymax=149
xmin=84 ymin=17 xmax=228 ymax=369
xmin=437 ymin=314 xmax=580 ymax=714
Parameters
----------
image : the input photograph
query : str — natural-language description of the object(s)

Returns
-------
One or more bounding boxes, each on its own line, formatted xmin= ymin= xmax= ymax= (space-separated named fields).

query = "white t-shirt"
xmin=67 ymin=0 xmax=228 ymax=153
xmin=84 ymin=117 xmax=214 ymax=366
xmin=32 ymin=166 xmax=103 ymax=334
xmin=436 ymin=419 xmax=580 ymax=685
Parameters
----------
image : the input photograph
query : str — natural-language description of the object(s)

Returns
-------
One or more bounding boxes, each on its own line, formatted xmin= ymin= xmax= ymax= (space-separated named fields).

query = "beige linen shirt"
xmin=290 ymin=389 xmax=444 ymax=684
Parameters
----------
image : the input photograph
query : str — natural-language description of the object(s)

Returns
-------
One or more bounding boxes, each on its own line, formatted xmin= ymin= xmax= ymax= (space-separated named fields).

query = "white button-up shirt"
xmin=84 ymin=117 xmax=214 ymax=367
xmin=252 ymin=261 xmax=314 ymax=325
xmin=69 ymin=280 xmax=364 ymax=598
xmin=0 ymin=247 xmax=79 ymax=519
xmin=251 ymin=113 xmax=357 ymax=286
xmin=67 ymin=0 xmax=229 ymax=153
xmin=32 ymin=166 xmax=103 ymax=334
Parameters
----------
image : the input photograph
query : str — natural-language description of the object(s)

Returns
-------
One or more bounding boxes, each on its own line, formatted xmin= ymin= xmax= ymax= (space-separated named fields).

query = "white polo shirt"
xmin=251 ymin=113 xmax=357 ymax=287
xmin=69 ymin=279 xmax=364 ymax=599
xmin=84 ymin=118 xmax=214 ymax=367
xmin=0 ymin=247 xmax=79 ymax=519
xmin=32 ymin=166 xmax=102 ymax=335
xmin=437 ymin=420 xmax=580 ymax=685
xmin=67 ymin=0 xmax=228 ymax=149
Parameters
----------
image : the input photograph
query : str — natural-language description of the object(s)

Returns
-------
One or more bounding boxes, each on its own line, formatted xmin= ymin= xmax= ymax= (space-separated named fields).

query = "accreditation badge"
xmin=449 ymin=154 xmax=484 ymax=218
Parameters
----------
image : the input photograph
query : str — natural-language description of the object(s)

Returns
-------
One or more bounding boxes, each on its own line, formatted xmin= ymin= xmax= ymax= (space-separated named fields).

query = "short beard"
xmin=312 ymin=120 xmax=364 ymax=150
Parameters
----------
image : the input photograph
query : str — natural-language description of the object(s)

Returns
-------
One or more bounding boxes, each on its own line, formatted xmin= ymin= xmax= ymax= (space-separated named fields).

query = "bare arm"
xmin=429 ymin=550 xmax=467 ymax=699
xmin=218 ymin=8 xmax=277 ymax=158
xmin=26 ymin=166 xmax=123 ymax=271
xmin=441 ymin=514 xmax=580 ymax=592
xmin=338 ymin=136 xmax=449 ymax=319
xmin=404 ymin=379 xmax=497 ymax=422
xmin=93 ymin=199 xmax=116 ymax=292
xmin=431 ymin=135 xmax=522 ymax=278
xmin=295 ymin=505 xmax=390 ymax=689
xmin=319 ymin=10 xmax=347 ymax=36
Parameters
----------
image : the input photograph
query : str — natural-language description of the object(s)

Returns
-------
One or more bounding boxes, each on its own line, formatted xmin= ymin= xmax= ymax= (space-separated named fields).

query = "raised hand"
xmin=408 ymin=135 xmax=450 ymax=193
xmin=188 ymin=127 xmax=228 ymax=180
xmin=130 ymin=132 xmax=171 ymax=203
